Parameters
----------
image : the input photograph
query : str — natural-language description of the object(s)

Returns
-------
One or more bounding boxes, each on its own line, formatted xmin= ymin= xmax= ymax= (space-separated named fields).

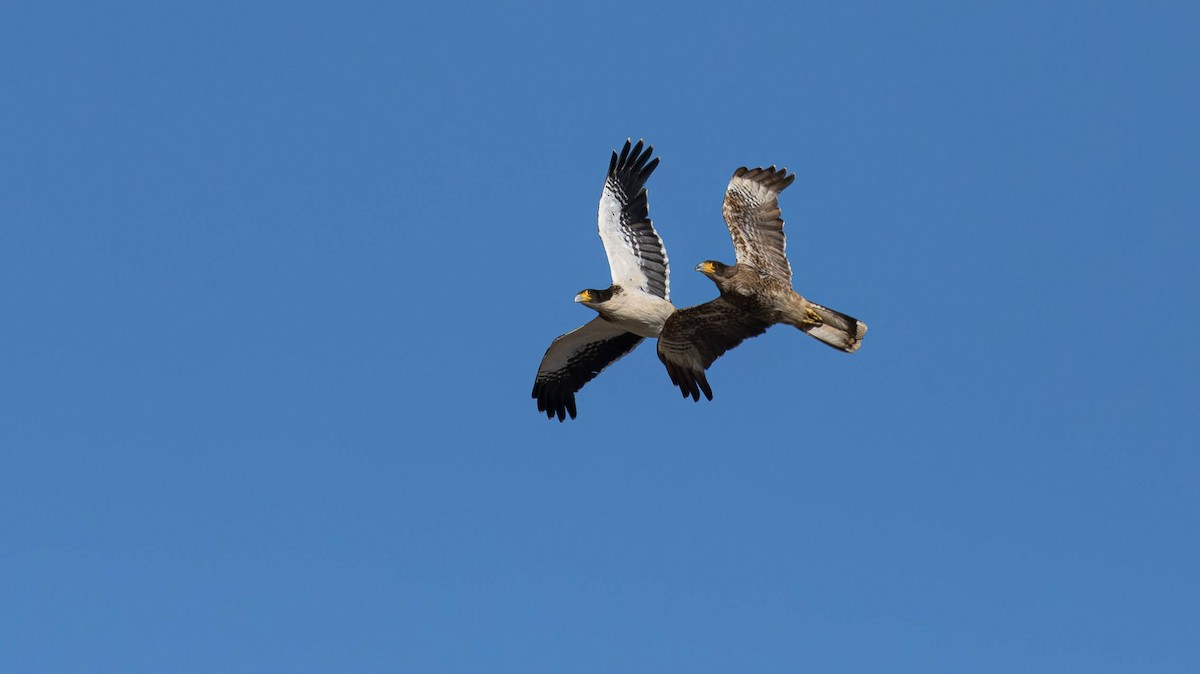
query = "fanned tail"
xmin=801 ymin=302 xmax=867 ymax=353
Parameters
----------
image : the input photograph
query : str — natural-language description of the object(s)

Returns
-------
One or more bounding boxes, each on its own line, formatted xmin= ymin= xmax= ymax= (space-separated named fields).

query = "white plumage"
xmin=532 ymin=139 xmax=674 ymax=421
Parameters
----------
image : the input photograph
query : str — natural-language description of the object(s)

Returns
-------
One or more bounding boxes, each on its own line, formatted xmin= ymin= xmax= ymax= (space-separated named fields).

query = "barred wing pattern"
xmin=721 ymin=166 xmax=796 ymax=284
xmin=656 ymin=298 xmax=771 ymax=402
xmin=597 ymin=139 xmax=669 ymax=300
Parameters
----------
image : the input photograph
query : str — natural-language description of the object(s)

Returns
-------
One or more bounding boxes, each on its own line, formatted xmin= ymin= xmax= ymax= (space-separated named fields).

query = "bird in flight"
xmin=532 ymin=140 xmax=674 ymax=421
xmin=657 ymin=166 xmax=867 ymax=402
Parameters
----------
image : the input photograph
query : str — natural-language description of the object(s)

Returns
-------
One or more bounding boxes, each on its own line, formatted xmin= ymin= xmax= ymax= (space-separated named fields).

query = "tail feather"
xmin=802 ymin=302 xmax=867 ymax=353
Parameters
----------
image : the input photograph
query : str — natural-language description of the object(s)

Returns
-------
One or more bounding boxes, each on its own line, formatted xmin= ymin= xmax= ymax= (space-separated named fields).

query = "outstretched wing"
xmin=656 ymin=298 xmax=771 ymax=402
xmin=532 ymin=317 xmax=644 ymax=421
xmin=597 ymin=139 xmax=669 ymax=300
xmin=722 ymin=166 xmax=796 ymax=283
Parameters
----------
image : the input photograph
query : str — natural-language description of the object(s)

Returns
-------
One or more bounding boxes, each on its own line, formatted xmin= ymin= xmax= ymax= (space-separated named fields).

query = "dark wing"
xmin=532 ymin=317 xmax=644 ymax=421
xmin=597 ymin=139 xmax=669 ymax=300
xmin=721 ymin=166 xmax=796 ymax=283
xmin=656 ymin=298 xmax=771 ymax=401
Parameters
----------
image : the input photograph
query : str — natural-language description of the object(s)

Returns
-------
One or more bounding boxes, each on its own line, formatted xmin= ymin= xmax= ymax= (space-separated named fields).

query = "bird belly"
xmin=602 ymin=295 xmax=675 ymax=338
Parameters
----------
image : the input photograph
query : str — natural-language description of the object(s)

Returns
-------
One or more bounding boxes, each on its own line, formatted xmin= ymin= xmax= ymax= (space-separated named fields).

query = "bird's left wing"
xmin=656 ymin=298 xmax=771 ymax=402
xmin=532 ymin=317 xmax=644 ymax=421
xmin=597 ymin=139 xmax=669 ymax=300
xmin=722 ymin=166 xmax=796 ymax=283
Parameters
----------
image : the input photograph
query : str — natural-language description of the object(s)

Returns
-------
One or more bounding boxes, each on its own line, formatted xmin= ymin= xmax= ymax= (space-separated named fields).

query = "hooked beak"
xmin=696 ymin=262 xmax=715 ymax=274
xmin=574 ymin=290 xmax=591 ymax=303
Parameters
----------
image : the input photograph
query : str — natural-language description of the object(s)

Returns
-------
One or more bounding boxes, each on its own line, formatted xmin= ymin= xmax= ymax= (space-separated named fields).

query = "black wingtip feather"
xmin=698 ymin=373 xmax=713 ymax=401
xmin=611 ymin=139 xmax=658 ymax=189
xmin=618 ymin=140 xmax=632 ymax=167
xmin=664 ymin=362 xmax=709 ymax=402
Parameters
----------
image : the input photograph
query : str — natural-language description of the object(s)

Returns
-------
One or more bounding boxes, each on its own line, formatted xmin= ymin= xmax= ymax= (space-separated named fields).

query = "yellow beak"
xmin=574 ymin=291 xmax=591 ymax=303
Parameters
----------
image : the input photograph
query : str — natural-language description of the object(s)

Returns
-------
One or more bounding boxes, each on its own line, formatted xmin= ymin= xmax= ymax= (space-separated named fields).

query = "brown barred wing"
xmin=721 ymin=166 xmax=796 ymax=284
xmin=656 ymin=298 xmax=771 ymax=402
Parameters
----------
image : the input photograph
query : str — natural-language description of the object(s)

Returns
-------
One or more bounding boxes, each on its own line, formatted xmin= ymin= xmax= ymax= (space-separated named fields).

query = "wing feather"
xmin=656 ymin=298 xmax=771 ymax=401
xmin=597 ymin=139 xmax=669 ymax=299
xmin=532 ymin=317 xmax=643 ymax=421
xmin=722 ymin=166 xmax=796 ymax=283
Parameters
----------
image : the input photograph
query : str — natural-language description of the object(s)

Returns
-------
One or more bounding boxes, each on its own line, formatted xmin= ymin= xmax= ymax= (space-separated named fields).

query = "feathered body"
xmin=577 ymin=285 xmax=674 ymax=339
xmin=700 ymin=260 xmax=864 ymax=353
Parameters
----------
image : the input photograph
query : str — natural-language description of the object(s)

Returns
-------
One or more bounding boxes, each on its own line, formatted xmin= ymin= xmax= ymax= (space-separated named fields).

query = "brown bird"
xmin=657 ymin=166 xmax=867 ymax=401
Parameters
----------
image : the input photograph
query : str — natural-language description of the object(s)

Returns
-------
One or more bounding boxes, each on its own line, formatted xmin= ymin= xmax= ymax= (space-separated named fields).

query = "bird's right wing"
xmin=656 ymin=298 xmax=771 ymax=402
xmin=722 ymin=166 xmax=796 ymax=283
xmin=532 ymin=317 xmax=643 ymax=421
xmin=596 ymin=139 xmax=669 ymax=300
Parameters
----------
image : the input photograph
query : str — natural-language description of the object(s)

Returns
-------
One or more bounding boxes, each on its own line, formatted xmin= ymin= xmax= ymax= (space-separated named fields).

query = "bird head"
xmin=574 ymin=286 xmax=616 ymax=306
xmin=695 ymin=260 xmax=730 ymax=279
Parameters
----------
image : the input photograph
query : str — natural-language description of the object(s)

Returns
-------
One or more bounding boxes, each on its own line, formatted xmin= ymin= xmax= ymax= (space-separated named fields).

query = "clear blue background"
xmin=3 ymin=1 xmax=1198 ymax=671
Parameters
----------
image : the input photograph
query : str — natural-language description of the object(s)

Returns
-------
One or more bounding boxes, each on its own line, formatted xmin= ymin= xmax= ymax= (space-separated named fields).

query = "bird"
xmin=532 ymin=139 xmax=674 ymax=421
xmin=657 ymin=165 xmax=867 ymax=402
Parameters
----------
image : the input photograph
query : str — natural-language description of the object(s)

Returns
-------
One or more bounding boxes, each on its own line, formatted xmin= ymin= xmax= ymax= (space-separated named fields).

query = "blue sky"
xmin=2 ymin=1 xmax=1198 ymax=671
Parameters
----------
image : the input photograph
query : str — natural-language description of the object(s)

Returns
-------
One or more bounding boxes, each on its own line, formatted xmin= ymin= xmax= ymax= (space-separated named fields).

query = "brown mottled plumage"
xmin=657 ymin=166 xmax=867 ymax=401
